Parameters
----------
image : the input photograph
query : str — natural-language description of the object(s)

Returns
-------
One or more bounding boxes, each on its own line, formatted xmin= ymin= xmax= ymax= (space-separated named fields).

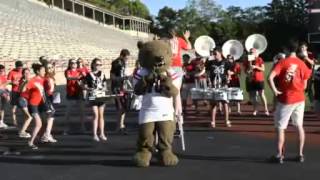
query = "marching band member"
xmin=192 ymin=55 xmax=207 ymax=112
xmin=0 ymin=65 xmax=10 ymax=129
xmin=227 ymin=55 xmax=241 ymax=114
xmin=77 ymin=58 xmax=89 ymax=129
xmin=22 ymin=63 xmax=46 ymax=149
xmin=271 ymin=53 xmax=286 ymax=111
xmin=110 ymin=49 xmax=131 ymax=134
xmin=206 ymin=48 xmax=232 ymax=127
xmin=84 ymin=58 xmax=108 ymax=142
xmin=41 ymin=61 xmax=57 ymax=143
xmin=7 ymin=60 xmax=23 ymax=126
xmin=243 ymin=48 xmax=269 ymax=116
xmin=64 ymin=59 xmax=85 ymax=134
xmin=18 ymin=68 xmax=33 ymax=138
xmin=168 ymin=27 xmax=192 ymax=125
xmin=297 ymin=42 xmax=316 ymax=107
xmin=182 ymin=54 xmax=194 ymax=109
xmin=77 ymin=58 xmax=90 ymax=77
xmin=268 ymin=41 xmax=311 ymax=163
xmin=313 ymin=66 xmax=320 ymax=118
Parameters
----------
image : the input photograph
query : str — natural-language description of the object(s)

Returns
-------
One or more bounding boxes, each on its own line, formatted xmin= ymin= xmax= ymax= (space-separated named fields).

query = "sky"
xmin=141 ymin=0 xmax=272 ymax=15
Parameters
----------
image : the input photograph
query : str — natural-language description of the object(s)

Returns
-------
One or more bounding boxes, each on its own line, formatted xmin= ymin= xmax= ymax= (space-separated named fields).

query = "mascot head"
xmin=138 ymin=40 xmax=172 ymax=73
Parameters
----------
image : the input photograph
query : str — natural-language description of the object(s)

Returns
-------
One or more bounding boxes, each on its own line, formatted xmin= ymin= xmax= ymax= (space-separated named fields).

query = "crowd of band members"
xmin=180 ymin=42 xmax=318 ymax=129
xmin=0 ymin=49 xmax=132 ymax=149
xmin=0 ymin=32 xmax=318 ymax=161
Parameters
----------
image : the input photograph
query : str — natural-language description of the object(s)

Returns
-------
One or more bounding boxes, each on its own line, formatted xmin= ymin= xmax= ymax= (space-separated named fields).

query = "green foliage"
xmin=83 ymin=0 xmax=150 ymax=18
xmin=152 ymin=0 xmax=311 ymax=61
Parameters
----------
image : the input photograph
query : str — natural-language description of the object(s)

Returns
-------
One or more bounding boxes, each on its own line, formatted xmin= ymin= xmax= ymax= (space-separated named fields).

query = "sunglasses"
xmin=96 ymin=64 xmax=102 ymax=66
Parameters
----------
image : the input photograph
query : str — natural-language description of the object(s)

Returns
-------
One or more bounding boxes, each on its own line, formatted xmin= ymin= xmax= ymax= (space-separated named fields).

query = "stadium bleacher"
xmin=0 ymin=0 xmax=143 ymax=76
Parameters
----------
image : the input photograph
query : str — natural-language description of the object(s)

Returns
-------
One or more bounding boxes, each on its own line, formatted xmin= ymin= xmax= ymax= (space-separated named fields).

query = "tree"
xmin=153 ymin=6 xmax=178 ymax=37
xmin=186 ymin=0 xmax=223 ymax=22
xmin=84 ymin=0 xmax=150 ymax=18
xmin=264 ymin=0 xmax=310 ymax=57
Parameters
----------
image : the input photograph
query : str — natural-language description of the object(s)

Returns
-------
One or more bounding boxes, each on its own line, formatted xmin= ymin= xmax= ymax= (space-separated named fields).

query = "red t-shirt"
xmin=183 ymin=62 xmax=194 ymax=83
xmin=230 ymin=62 xmax=241 ymax=85
xmin=65 ymin=69 xmax=81 ymax=97
xmin=77 ymin=67 xmax=90 ymax=77
xmin=272 ymin=57 xmax=311 ymax=104
xmin=0 ymin=75 xmax=7 ymax=89
xmin=191 ymin=58 xmax=206 ymax=79
xmin=244 ymin=57 xmax=264 ymax=82
xmin=18 ymin=79 xmax=29 ymax=99
xmin=44 ymin=77 xmax=54 ymax=96
xmin=7 ymin=68 xmax=22 ymax=92
xmin=26 ymin=76 xmax=45 ymax=106
xmin=170 ymin=37 xmax=189 ymax=67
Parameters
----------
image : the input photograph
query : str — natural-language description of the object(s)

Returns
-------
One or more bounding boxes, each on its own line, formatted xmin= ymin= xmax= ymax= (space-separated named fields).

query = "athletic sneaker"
xmin=269 ymin=155 xmax=284 ymax=164
xmin=226 ymin=121 xmax=232 ymax=127
xmin=28 ymin=143 xmax=38 ymax=150
xmin=0 ymin=121 xmax=8 ymax=129
xmin=295 ymin=155 xmax=305 ymax=163
xmin=41 ymin=134 xmax=57 ymax=143
xmin=99 ymin=135 xmax=107 ymax=141
xmin=93 ymin=135 xmax=100 ymax=142
xmin=19 ymin=131 xmax=31 ymax=138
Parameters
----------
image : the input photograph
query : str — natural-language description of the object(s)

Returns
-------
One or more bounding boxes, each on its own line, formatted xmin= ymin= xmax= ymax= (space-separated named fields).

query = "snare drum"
xmin=227 ymin=88 xmax=243 ymax=101
xmin=213 ymin=89 xmax=228 ymax=102
xmin=88 ymin=90 xmax=106 ymax=101
xmin=190 ymin=88 xmax=204 ymax=100
xmin=203 ymin=89 xmax=215 ymax=100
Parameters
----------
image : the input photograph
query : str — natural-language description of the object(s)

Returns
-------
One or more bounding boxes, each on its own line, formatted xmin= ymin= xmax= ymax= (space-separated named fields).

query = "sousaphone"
xmin=245 ymin=34 xmax=268 ymax=55
xmin=222 ymin=40 xmax=244 ymax=60
xmin=194 ymin=35 xmax=216 ymax=57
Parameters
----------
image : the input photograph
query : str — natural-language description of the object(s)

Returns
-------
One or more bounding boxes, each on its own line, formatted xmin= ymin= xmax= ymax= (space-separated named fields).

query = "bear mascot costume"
xmin=132 ymin=40 xmax=179 ymax=167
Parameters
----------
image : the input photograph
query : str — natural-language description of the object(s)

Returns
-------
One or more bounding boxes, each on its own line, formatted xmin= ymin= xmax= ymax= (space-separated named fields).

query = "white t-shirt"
xmin=133 ymin=67 xmax=179 ymax=124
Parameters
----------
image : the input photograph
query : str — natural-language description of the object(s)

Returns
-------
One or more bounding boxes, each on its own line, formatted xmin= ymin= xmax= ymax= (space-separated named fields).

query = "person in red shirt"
xmin=64 ymin=58 xmax=85 ymax=134
xmin=268 ymin=41 xmax=311 ymax=164
xmin=227 ymin=55 xmax=242 ymax=114
xmin=18 ymin=68 xmax=33 ymax=138
xmin=168 ymin=27 xmax=192 ymax=126
xmin=243 ymin=48 xmax=269 ymax=116
xmin=7 ymin=60 xmax=23 ymax=126
xmin=182 ymin=54 xmax=194 ymax=108
xmin=0 ymin=65 xmax=10 ymax=129
xmin=41 ymin=61 xmax=57 ymax=143
xmin=271 ymin=53 xmax=286 ymax=111
xmin=21 ymin=63 xmax=46 ymax=149
xmin=297 ymin=42 xmax=316 ymax=106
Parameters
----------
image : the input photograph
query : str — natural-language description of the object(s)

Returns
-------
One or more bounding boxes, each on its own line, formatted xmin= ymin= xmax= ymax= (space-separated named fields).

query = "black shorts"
xmin=229 ymin=81 xmax=240 ymax=88
xmin=28 ymin=104 xmax=47 ymax=115
xmin=247 ymin=81 xmax=264 ymax=91
xmin=18 ymin=97 xmax=28 ymax=108
xmin=10 ymin=91 xmax=20 ymax=106
xmin=66 ymin=95 xmax=81 ymax=100
xmin=89 ymin=101 xmax=105 ymax=107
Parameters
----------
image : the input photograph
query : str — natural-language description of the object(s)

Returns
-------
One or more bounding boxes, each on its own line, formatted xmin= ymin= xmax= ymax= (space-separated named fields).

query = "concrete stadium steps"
xmin=0 ymin=0 xmax=140 ymax=67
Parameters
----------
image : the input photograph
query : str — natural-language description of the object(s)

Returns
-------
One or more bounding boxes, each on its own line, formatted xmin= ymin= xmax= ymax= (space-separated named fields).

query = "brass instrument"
xmin=194 ymin=35 xmax=216 ymax=57
xmin=222 ymin=40 xmax=244 ymax=61
xmin=245 ymin=34 xmax=268 ymax=80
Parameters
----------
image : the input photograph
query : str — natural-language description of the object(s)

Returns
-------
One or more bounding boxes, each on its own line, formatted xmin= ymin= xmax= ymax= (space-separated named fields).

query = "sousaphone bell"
xmin=222 ymin=40 xmax=244 ymax=60
xmin=194 ymin=35 xmax=216 ymax=57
